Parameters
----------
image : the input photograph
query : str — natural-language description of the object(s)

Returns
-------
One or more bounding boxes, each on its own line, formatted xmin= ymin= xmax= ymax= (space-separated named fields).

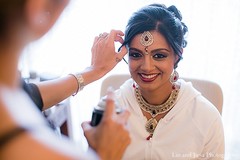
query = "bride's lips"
xmin=139 ymin=73 xmax=159 ymax=82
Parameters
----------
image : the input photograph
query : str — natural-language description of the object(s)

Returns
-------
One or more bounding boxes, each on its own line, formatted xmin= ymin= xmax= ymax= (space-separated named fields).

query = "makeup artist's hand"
xmin=81 ymin=91 xmax=130 ymax=160
xmin=80 ymin=29 xmax=127 ymax=86
xmin=91 ymin=30 xmax=127 ymax=74
xmin=91 ymin=29 xmax=127 ymax=72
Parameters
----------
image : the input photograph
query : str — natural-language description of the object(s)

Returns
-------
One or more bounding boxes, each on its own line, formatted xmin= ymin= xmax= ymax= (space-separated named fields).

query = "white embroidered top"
xmin=114 ymin=79 xmax=224 ymax=160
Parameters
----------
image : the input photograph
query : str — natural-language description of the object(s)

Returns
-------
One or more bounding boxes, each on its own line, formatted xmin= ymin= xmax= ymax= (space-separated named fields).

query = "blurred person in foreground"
xmin=0 ymin=0 xmax=130 ymax=159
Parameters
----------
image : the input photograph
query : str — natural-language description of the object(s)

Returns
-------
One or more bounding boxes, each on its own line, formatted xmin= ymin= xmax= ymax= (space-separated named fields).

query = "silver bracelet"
xmin=69 ymin=73 xmax=84 ymax=96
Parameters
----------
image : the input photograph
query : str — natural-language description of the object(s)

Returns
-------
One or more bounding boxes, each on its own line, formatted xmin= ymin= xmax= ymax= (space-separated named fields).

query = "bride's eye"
xmin=129 ymin=52 xmax=142 ymax=59
xmin=152 ymin=53 xmax=167 ymax=61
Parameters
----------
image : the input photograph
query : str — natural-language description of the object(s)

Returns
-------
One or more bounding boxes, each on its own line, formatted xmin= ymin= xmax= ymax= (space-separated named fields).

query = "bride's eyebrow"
xmin=129 ymin=47 xmax=170 ymax=54
xmin=151 ymin=48 xmax=171 ymax=53
xmin=129 ymin=48 xmax=143 ymax=54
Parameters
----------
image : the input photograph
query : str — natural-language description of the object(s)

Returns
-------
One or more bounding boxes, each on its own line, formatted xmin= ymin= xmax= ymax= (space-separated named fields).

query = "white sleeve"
xmin=201 ymin=116 xmax=225 ymax=159
xmin=1 ymin=88 xmax=99 ymax=160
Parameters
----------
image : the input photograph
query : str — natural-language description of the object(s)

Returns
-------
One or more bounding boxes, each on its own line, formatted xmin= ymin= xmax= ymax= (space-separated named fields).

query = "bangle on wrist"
xmin=69 ymin=73 xmax=84 ymax=96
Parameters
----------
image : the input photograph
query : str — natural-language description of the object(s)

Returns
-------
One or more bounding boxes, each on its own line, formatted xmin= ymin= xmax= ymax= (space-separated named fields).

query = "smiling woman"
xmin=97 ymin=3 xmax=224 ymax=159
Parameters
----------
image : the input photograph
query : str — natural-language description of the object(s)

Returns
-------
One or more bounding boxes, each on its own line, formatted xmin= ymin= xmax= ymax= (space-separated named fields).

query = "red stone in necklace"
xmin=146 ymin=134 xmax=153 ymax=140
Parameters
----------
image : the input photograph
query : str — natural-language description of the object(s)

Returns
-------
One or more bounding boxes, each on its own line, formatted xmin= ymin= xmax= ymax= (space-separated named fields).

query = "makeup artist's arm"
xmin=35 ymin=30 xmax=127 ymax=110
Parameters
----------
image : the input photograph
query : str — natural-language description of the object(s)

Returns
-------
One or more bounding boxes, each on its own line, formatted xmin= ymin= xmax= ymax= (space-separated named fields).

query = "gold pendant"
xmin=145 ymin=118 xmax=158 ymax=134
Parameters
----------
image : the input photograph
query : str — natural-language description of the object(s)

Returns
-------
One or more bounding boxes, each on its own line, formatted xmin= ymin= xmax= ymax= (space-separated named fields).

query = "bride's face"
xmin=128 ymin=31 xmax=176 ymax=92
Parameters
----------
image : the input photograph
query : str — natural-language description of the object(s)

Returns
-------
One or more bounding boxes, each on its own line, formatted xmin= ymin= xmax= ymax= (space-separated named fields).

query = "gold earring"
xmin=170 ymin=70 xmax=179 ymax=89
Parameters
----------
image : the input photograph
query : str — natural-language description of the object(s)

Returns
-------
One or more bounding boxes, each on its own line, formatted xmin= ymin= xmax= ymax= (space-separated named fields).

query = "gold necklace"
xmin=134 ymin=85 xmax=179 ymax=135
